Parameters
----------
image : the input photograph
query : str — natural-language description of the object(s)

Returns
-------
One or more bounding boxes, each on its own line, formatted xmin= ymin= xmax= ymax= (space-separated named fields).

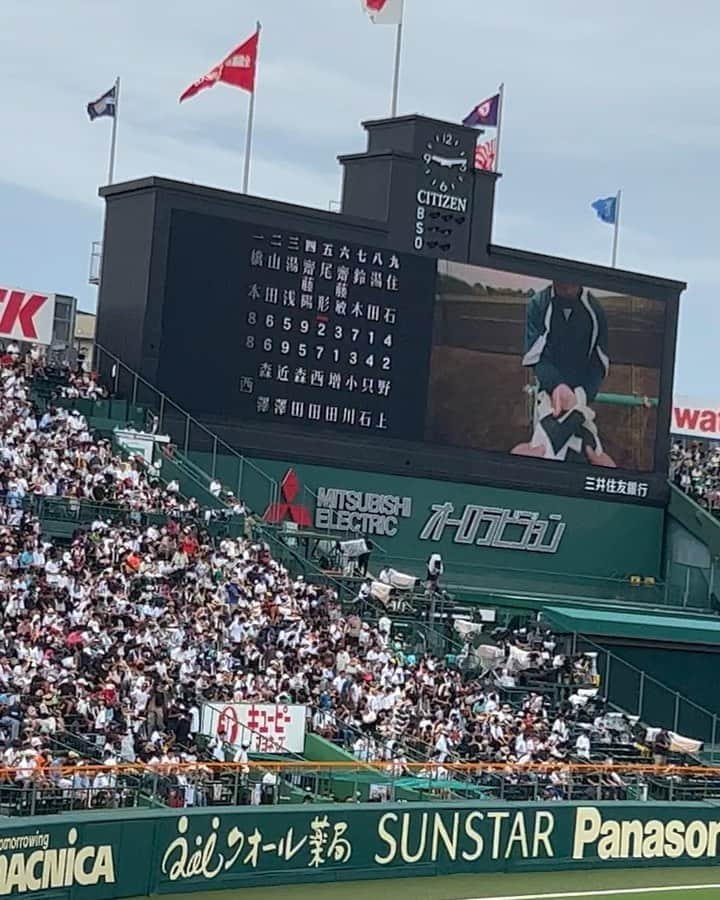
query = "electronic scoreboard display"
xmin=162 ymin=211 xmax=437 ymax=442
xmin=158 ymin=206 xmax=675 ymax=505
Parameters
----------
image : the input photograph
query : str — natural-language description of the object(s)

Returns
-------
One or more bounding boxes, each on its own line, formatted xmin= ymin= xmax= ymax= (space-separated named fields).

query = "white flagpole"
xmin=390 ymin=0 xmax=404 ymax=117
xmin=493 ymin=82 xmax=505 ymax=173
xmin=242 ymin=21 xmax=261 ymax=194
xmin=107 ymin=76 xmax=120 ymax=184
xmin=611 ymin=189 xmax=622 ymax=268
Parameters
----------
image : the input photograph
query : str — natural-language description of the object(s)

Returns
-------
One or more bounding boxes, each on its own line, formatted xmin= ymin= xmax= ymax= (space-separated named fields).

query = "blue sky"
xmin=0 ymin=0 xmax=716 ymax=395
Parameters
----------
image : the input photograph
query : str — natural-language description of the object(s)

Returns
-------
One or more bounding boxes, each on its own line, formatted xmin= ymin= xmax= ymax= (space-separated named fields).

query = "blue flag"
xmin=591 ymin=196 xmax=617 ymax=225
xmin=87 ymin=85 xmax=117 ymax=121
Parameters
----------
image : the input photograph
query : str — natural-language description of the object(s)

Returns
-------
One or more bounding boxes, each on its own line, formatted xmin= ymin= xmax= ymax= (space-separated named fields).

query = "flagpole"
xmin=494 ymin=82 xmax=505 ymax=173
xmin=390 ymin=0 xmax=404 ymax=117
xmin=611 ymin=189 xmax=622 ymax=267
xmin=242 ymin=22 xmax=261 ymax=194
xmin=107 ymin=76 xmax=120 ymax=184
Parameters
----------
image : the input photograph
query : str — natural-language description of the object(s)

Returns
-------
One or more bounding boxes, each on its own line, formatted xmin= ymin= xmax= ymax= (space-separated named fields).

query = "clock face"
xmin=422 ymin=130 xmax=469 ymax=193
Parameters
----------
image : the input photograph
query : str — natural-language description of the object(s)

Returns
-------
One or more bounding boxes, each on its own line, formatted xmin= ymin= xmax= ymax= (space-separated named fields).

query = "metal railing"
xmin=0 ymin=771 xmax=664 ymax=813
xmin=572 ymin=633 xmax=720 ymax=755
xmin=0 ymin=491 xmax=239 ymax=532
xmin=311 ymin=710 xmax=441 ymax=771
xmin=91 ymin=343 xmax=395 ymax=557
xmin=93 ymin=343 xmax=281 ymax=515
xmin=252 ymin=521 xmax=359 ymax=603
xmin=4 ymin=759 xmax=720 ymax=816
xmin=664 ymin=558 xmax=717 ymax=611
xmin=483 ymin=567 xmax=669 ymax=607
xmin=379 ymin=551 xmax=676 ymax=610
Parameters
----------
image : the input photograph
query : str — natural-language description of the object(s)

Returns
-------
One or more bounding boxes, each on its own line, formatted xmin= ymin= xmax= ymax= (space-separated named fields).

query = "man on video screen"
xmin=512 ymin=280 xmax=616 ymax=467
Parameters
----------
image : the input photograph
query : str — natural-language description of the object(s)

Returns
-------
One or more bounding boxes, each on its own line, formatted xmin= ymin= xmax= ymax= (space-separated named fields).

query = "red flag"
xmin=179 ymin=30 xmax=259 ymax=103
xmin=361 ymin=0 xmax=403 ymax=24
xmin=474 ymin=138 xmax=497 ymax=172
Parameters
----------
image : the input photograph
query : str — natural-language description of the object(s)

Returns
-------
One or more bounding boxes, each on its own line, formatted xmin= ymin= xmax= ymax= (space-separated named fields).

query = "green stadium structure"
xmin=2 ymin=803 xmax=720 ymax=899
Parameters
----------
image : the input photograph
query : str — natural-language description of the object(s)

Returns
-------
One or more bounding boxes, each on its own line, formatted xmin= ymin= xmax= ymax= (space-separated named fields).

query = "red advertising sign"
xmin=672 ymin=396 xmax=720 ymax=441
xmin=0 ymin=286 xmax=56 ymax=346
xmin=202 ymin=702 xmax=306 ymax=754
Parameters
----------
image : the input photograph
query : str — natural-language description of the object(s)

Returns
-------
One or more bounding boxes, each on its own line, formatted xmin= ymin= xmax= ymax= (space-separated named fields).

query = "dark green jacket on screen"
xmin=522 ymin=286 xmax=609 ymax=402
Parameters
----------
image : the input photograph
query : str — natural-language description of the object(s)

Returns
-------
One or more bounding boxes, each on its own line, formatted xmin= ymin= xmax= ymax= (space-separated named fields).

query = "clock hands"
xmin=423 ymin=153 xmax=468 ymax=170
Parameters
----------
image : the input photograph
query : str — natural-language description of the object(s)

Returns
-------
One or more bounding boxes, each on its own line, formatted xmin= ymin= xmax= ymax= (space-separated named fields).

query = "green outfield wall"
xmin=2 ymin=801 xmax=720 ymax=898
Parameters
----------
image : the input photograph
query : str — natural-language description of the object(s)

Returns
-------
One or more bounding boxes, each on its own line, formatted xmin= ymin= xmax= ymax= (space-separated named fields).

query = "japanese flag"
xmin=361 ymin=0 xmax=403 ymax=25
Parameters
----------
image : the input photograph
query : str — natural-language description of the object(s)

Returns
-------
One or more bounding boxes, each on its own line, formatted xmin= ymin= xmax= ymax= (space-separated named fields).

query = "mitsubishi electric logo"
xmin=263 ymin=469 xmax=413 ymax=537
xmin=263 ymin=470 xmax=565 ymax=554
xmin=315 ymin=486 xmax=413 ymax=536
xmin=263 ymin=469 xmax=312 ymax=526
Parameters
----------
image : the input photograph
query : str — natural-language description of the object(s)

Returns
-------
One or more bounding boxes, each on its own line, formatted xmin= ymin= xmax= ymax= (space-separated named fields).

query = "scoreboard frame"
xmin=97 ymin=116 xmax=684 ymax=509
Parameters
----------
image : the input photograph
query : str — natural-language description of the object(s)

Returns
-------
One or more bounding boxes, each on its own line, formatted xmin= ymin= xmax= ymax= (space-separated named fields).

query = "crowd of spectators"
xmin=670 ymin=440 xmax=720 ymax=515
xmin=316 ymin=627 xmax=603 ymax=767
xmin=0 ymin=348 xmax=704 ymax=813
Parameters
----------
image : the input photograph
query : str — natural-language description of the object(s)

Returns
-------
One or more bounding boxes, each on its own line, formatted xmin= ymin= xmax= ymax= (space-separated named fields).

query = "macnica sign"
xmin=0 ymin=828 xmax=115 ymax=895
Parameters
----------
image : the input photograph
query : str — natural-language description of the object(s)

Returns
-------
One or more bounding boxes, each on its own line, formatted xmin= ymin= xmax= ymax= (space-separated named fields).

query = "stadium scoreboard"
xmin=97 ymin=114 xmax=685 ymax=507
xmin=230 ymin=222 xmax=435 ymax=438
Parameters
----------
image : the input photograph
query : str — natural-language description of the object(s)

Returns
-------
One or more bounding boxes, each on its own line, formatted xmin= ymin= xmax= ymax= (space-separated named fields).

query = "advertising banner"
xmin=114 ymin=429 xmax=170 ymax=467
xmin=0 ymin=286 xmax=56 ymax=346
xmin=155 ymin=803 xmax=720 ymax=888
xmin=672 ymin=396 xmax=720 ymax=441
xmin=237 ymin=458 xmax=664 ymax=581
xmin=0 ymin=802 xmax=719 ymax=898
xmin=201 ymin=701 xmax=306 ymax=754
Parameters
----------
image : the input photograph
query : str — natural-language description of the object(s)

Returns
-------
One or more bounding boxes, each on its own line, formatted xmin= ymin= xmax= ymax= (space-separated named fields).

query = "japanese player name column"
xmin=237 ymin=228 xmax=436 ymax=438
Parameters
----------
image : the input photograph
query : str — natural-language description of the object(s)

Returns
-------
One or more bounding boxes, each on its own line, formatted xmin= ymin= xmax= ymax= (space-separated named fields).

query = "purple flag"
xmin=463 ymin=93 xmax=500 ymax=128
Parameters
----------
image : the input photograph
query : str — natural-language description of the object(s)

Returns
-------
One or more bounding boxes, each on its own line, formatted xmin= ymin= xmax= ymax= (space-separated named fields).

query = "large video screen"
xmin=160 ymin=211 xmax=670 ymax=503
xmin=426 ymin=262 xmax=665 ymax=472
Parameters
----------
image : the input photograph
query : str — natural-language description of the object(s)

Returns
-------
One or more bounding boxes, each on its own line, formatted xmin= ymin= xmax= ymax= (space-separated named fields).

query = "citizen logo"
xmin=416 ymin=189 xmax=468 ymax=213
